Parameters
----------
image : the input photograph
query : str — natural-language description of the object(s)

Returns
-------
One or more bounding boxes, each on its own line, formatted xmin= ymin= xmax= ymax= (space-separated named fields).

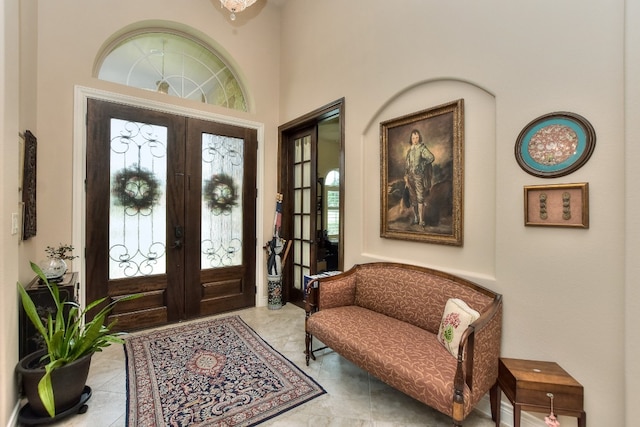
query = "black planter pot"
xmin=16 ymin=350 xmax=93 ymax=418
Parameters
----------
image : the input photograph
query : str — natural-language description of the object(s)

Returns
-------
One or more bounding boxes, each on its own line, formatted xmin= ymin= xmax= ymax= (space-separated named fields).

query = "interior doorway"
xmin=278 ymin=99 xmax=345 ymax=305
xmin=85 ymin=98 xmax=257 ymax=330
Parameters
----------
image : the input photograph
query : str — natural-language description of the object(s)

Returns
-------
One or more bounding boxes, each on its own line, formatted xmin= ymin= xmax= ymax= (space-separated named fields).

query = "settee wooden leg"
xmin=305 ymin=332 xmax=315 ymax=366
xmin=452 ymin=365 xmax=465 ymax=427
xmin=452 ymin=392 xmax=464 ymax=426
xmin=490 ymin=381 xmax=501 ymax=425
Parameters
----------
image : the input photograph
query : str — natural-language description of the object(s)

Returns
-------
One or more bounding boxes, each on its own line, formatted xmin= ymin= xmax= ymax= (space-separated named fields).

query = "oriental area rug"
xmin=124 ymin=315 xmax=325 ymax=426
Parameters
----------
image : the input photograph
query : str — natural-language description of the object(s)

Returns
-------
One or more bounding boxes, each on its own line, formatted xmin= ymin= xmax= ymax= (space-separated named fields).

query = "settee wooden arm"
xmin=452 ymin=294 xmax=503 ymax=426
xmin=306 ymin=269 xmax=357 ymax=312
xmin=304 ymin=279 xmax=319 ymax=314
xmin=304 ymin=271 xmax=357 ymax=365
xmin=304 ymin=279 xmax=319 ymax=365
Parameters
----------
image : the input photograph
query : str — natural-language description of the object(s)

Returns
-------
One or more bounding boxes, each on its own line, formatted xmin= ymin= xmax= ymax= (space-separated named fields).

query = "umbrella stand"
xmin=266 ymin=193 xmax=285 ymax=309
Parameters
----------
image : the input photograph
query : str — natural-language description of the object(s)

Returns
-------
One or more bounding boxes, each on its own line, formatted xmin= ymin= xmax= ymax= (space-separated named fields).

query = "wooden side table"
xmin=493 ymin=358 xmax=586 ymax=427
xmin=19 ymin=272 xmax=78 ymax=359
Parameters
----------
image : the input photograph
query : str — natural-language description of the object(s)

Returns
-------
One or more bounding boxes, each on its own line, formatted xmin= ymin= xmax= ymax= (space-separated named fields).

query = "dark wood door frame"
xmin=85 ymin=99 xmax=187 ymax=328
xmin=278 ymin=98 xmax=345 ymax=305
xmin=85 ymin=98 xmax=257 ymax=330
xmin=185 ymin=118 xmax=258 ymax=316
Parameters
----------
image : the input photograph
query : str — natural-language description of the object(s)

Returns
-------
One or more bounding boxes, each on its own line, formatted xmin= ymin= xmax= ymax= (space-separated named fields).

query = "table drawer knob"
xmin=545 ymin=393 xmax=560 ymax=427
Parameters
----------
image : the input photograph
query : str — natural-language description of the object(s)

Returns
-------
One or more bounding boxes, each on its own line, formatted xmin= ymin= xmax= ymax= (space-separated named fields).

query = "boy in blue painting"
xmin=404 ymin=129 xmax=434 ymax=226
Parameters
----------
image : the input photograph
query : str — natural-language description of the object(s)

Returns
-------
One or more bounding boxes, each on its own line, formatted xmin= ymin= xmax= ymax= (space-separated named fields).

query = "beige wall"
xmin=1 ymin=0 xmax=37 ymax=421
xmin=2 ymin=0 xmax=282 ymax=424
xmin=1 ymin=0 xmax=21 ymax=422
xmin=278 ymin=1 xmax=627 ymax=426
xmin=33 ymin=0 xmax=281 ymax=271
xmin=625 ymin=0 xmax=640 ymax=424
xmin=2 ymin=0 xmax=638 ymax=425
xmin=39 ymin=0 xmax=282 ymax=292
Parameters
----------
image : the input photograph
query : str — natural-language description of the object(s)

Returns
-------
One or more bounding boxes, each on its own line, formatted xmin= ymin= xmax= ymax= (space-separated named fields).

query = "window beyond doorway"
xmin=325 ymin=169 xmax=340 ymax=239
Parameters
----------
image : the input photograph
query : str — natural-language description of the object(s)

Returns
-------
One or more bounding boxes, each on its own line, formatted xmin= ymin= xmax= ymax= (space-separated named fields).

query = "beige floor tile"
xmin=24 ymin=303 xmax=497 ymax=426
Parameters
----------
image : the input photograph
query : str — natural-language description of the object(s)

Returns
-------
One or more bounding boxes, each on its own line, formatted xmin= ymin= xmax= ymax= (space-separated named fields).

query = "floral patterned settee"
xmin=304 ymin=262 xmax=502 ymax=427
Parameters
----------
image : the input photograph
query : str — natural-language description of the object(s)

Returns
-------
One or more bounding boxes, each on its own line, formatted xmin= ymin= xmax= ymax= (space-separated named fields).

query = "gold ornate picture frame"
xmin=524 ymin=182 xmax=589 ymax=228
xmin=380 ymin=99 xmax=464 ymax=246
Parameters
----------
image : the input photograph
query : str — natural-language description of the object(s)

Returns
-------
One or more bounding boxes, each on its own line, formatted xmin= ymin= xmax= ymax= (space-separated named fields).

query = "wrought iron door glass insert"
xmin=201 ymin=133 xmax=244 ymax=268
xmin=109 ymin=119 xmax=168 ymax=279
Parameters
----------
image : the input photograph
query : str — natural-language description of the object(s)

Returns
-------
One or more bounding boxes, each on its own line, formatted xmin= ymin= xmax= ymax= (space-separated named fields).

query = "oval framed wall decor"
xmin=514 ymin=111 xmax=596 ymax=178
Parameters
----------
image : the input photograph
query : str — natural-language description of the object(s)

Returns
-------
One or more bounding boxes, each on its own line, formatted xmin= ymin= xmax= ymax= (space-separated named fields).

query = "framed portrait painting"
xmin=380 ymin=99 xmax=464 ymax=246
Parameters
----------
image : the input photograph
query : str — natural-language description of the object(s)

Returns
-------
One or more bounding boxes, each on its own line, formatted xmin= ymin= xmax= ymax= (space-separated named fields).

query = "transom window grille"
xmin=97 ymin=30 xmax=248 ymax=111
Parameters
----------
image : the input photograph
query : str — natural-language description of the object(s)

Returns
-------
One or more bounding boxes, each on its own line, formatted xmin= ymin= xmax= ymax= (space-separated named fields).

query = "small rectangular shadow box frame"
xmin=524 ymin=183 xmax=589 ymax=228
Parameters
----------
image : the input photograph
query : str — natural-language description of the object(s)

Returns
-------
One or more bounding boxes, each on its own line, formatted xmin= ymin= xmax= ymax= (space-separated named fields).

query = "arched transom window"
xmin=97 ymin=30 xmax=248 ymax=111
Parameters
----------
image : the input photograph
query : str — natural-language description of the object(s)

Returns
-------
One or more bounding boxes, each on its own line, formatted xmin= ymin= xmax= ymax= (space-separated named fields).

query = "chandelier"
xmin=220 ymin=0 xmax=257 ymax=20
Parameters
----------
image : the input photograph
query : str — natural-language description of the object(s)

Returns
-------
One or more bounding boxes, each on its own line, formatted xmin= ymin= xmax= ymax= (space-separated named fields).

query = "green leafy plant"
xmin=18 ymin=261 xmax=140 ymax=417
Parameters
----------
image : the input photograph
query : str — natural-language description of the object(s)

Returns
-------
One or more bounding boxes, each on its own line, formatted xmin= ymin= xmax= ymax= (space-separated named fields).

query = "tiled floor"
xmin=25 ymin=303 xmax=499 ymax=427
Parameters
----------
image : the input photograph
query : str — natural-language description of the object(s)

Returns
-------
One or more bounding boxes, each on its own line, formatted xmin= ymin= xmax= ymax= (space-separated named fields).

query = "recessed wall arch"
xmin=93 ymin=21 xmax=253 ymax=112
xmin=362 ymin=77 xmax=496 ymax=135
xmin=361 ymin=78 xmax=498 ymax=279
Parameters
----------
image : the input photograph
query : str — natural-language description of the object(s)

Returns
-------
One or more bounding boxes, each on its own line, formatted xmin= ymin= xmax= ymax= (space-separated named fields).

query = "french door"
xmin=85 ymin=99 xmax=256 ymax=330
xmin=278 ymin=98 xmax=345 ymax=305
xmin=289 ymin=127 xmax=319 ymax=301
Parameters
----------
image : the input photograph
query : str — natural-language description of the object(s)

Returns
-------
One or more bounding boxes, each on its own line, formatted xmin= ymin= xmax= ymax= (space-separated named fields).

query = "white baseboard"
xmin=6 ymin=400 xmax=20 ymax=427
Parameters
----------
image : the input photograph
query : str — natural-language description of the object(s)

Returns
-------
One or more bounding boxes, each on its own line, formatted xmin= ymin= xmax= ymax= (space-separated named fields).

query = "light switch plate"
xmin=11 ymin=212 xmax=19 ymax=235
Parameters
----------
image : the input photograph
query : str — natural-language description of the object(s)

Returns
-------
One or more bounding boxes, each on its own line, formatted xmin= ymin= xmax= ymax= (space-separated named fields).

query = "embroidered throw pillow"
xmin=438 ymin=298 xmax=480 ymax=358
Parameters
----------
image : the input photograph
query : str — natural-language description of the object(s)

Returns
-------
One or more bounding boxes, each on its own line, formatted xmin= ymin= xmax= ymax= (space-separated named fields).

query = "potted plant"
xmin=39 ymin=243 xmax=78 ymax=281
xmin=17 ymin=261 xmax=139 ymax=419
